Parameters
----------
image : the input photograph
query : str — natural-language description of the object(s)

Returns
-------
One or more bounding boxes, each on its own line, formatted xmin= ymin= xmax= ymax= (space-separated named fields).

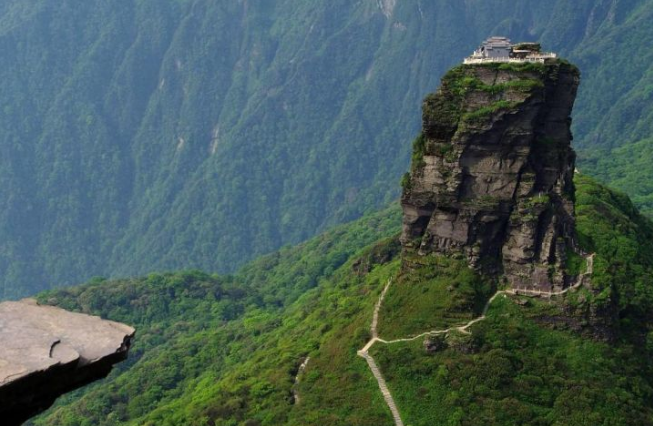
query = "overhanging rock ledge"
xmin=0 ymin=299 xmax=135 ymax=425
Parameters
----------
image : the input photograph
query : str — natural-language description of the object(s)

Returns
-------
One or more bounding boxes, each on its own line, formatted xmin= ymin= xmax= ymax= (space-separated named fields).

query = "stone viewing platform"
xmin=0 ymin=299 xmax=135 ymax=426
xmin=464 ymin=36 xmax=557 ymax=64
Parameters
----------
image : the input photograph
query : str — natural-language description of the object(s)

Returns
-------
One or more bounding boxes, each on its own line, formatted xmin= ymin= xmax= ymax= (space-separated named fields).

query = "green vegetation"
xmin=400 ymin=173 xmax=412 ymax=191
xmin=509 ymin=194 xmax=552 ymax=223
xmin=411 ymin=133 xmax=427 ymax=171
xmin=2 ymin=2 xmax=652 ymax=423
xmin=378 ymin=254 xmax=493 ymax=339
xmin=574 ymin=175 xmax=653 ymax=331
xmin=581 ymin=138 xmax=653 ymax=217
xmin=24 ymin=177 xmax=653 ymax=426
xmin=522 ymin=194 xmax=551 ymax=209
xmin=435 ymin=143 xmax=455 ymax=161
xmin=564 ymin=247 xmax=587 ymax=276
xmin=433 ymin=64 xmax=549 ymax=134
xmin=463 ymin=100 xmax=521 ymax=122
xmin=372 ymin=295 xmax=653 ymax=426
xmin=500 ymin=79 xmax=546 ymax=92
xmin=453 ymin=75 xmax=544 ymax=96
xmin=423 ymin=87 xmax=464 ymax=134
xmin=477 ymin=61 xmax=546 ymax=74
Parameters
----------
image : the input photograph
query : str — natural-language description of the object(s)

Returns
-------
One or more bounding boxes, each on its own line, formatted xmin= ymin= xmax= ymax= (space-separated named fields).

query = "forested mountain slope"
xmin=2 ymin=0 xmax=653 ymax=297
xmin=27 ymin=176 xmax=653 ymax=426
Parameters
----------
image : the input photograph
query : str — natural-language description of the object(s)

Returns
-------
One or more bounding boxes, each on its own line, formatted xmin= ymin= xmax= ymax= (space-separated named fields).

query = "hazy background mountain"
xmin=1 ymin=0 xmax=652 ymax=298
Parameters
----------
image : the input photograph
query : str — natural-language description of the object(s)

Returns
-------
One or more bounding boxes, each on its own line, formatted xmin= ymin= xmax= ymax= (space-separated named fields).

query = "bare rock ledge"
xmin=0 ymin=299 xmax=135 ymax=425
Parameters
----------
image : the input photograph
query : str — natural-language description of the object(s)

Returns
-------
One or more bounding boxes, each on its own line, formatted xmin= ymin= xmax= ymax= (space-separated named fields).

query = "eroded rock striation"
xmin=0 ymin=299 xmax=135 ymax=425
xmin=401 ymin=60 xmax=581 ymax=291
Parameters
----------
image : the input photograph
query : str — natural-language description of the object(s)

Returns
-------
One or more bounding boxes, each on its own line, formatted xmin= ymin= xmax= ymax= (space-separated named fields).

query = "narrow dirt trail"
xmin=358 ymin=254 xmax=594 ymax=426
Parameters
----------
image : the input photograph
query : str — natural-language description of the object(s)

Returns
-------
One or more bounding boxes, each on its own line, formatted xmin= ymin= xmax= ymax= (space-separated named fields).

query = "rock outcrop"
xmin=401 ymin=60 xmax=581 ymax=291
xmin=0 ymin=299 xmax=135 ymax=425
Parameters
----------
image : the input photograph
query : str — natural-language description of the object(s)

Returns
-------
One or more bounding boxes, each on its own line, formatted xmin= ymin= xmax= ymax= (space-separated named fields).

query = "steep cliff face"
xmin=401 ymin=60 xmax=581 ymax=291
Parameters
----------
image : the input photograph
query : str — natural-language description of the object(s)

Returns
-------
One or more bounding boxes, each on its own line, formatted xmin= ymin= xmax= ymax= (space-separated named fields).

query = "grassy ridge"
xmin=379 ymin=254 xmax=493 ymax=340
xmin=373 ymin=295 xmax=653 ymax=426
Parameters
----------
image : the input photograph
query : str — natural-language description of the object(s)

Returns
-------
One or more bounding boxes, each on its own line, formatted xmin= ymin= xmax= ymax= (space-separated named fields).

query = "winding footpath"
xmin=357 ymin=280 xmax=404 ymax=426
xmin=357 ymin=254 xmax=594 ymax=426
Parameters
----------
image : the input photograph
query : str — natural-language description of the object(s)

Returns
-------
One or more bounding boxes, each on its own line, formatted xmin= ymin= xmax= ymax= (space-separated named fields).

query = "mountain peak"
xmin=401 ymin=59 xmax=581 ymax=292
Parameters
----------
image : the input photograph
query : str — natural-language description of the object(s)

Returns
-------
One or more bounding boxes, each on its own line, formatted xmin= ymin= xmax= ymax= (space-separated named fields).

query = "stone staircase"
xmin=360 ymin=352 xmax=404 ymax=426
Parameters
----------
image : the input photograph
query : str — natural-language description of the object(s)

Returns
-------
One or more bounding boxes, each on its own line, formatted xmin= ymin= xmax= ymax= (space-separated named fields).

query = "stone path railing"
xmin=463 ymin=53 xmax=557 ymax=65
xmin=357 ymin=254 xmax=594 ymax=426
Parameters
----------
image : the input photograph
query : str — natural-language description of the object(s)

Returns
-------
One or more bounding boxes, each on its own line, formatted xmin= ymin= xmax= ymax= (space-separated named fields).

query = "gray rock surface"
xmin=401 ymin=60 xmax=581 ymax=291
xmin=0 ymin=299 xmax=135 ymax=425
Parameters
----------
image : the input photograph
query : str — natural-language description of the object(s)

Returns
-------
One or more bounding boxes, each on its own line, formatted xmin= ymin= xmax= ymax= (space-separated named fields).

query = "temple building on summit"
xmin=464 ymin=36 xmax=557 ymax=64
